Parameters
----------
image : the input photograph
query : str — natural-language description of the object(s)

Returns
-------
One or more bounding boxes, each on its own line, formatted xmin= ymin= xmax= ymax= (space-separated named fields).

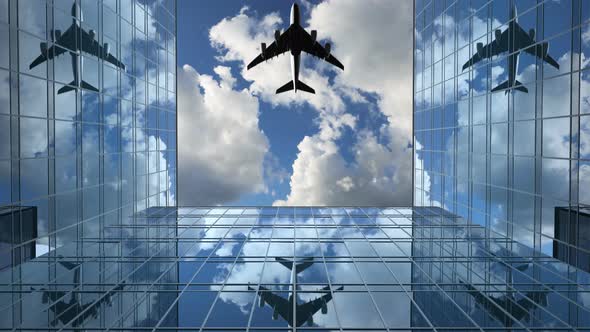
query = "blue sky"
xmin=176 ymin=0 xmax=414 ymax=207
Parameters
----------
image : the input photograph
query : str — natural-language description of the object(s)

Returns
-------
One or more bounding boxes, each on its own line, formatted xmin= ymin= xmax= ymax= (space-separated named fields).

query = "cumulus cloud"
xmin=273 ymin=0 xmax=413 ymax=206
xmin=177 ymin=64 xmax=270 ymax=205
xmin=177 ymin=1 xmax=414 ymax=206
xmin=414 ymin=5 xmax=590 ymax=250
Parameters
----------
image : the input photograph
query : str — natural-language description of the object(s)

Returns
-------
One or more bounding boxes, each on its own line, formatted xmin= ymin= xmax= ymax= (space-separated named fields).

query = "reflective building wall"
xmin=0 ymin=0 xmax=177 ymax=267
xmin=3 ymin=206 xmax=589 ymax=330
xmin=413 ymin=0 xmax=590 ymax=259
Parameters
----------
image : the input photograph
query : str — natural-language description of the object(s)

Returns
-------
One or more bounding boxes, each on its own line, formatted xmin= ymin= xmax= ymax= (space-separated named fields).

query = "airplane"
xmin=247 ymin=3 xmax=344 ymax=95
xmin=459 ymin=280 xmax=550 ymax=328
xmin=461 ymin=4 xmax=559 ymax=94
xmin=29 ymin=2 xmax=125 ymax=94
xmin=31 ymin=259 xmax=127 ymax=328
xmin=248 ymin=257 xmax=343 ymax=327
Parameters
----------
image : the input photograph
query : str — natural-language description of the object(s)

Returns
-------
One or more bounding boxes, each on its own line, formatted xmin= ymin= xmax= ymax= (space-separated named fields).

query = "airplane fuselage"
xmin=69 ymin=4 xmax=82 ymax=87
xmin=506 ymin=7 xmax=520 ymax=90
xmin=289 ymin=4 xmax=301 ymax=92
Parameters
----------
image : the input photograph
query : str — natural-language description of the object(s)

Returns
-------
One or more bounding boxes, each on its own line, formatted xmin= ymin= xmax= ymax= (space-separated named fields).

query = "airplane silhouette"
xmin=462 ymin=4 xmax=559 ymax=94
xmin=249 ymin=257 xmax=343 ymax=327
xmin=247 ymin=3 xmax=344 ymax=94
xmin=460 ymin=280 xmax=550 ymax=328
xmin=29 ymin=2 xmax=125 ymax=94
xmin=31 ymin=258 xmax=126 ymax=328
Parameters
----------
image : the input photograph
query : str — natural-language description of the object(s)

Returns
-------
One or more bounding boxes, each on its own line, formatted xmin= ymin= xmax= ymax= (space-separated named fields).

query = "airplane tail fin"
xmin=58 ymin=80 xmax=99 ymax=94
xmin=276 ymin=81 xmax=294 ymax=94
xmin=491 ymin=79 xmax=528 ymax=94
xmin=295 ymin=80 xmax=315 ymax=94
xmin=275 ymin=80 xmax=315 ymax=94
xmin=275 ymin=257 xmax=314 ymax=273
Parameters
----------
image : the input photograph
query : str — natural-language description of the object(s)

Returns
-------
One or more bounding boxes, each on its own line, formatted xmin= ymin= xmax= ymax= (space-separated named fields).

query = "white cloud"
xmin=415 ymin=3 xmax=590 ymax=248
xmin=272 ymin=0 xmax=413 ymax=206
xmin=175 ymin=1 xmax=414 ymax=206
xmin=177 ymin=64 xmax=270 ymax=205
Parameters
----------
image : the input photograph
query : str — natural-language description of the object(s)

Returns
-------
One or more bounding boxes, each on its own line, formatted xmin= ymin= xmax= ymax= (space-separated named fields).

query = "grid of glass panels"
xmin=413 ymin=0 xmax=590 ymax=261
xmin=2 ymin=206 xmax=589 ymax=330
xmin=0 ymin=0 xmax=177 ymax=270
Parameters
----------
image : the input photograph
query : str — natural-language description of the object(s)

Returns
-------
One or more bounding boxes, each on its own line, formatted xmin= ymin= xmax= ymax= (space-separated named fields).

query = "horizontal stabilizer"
xmin=491 ymin=80 xmax=528 ymax=94
xmin=57 ymin=84 xmax=77 ymax=94
xmin=513 ymin=80 xmax=528 ymax=93
xmin=544 ymin=54 xmax=559 ymax=70
xmin=58 ymin=80 xmax=99 ymax=94
xmin=491 ymin=80 xmax=510 ymax=93
xmin=275 ymin=257 xmax=314 ymax=273
xmin=276 ymin=81 xmax=294 ymax=94
xmin=295 ymin=80 xmax=315 ymax=94
xmin=81 ymin=80 xmax=99 ymax=92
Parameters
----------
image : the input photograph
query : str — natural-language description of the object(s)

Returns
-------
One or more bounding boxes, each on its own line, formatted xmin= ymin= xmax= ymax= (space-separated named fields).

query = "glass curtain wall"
xmin=413 ymin=0 xmax=590 ymax=261
xmin=0 ymin=0 xmax=177 ymax=270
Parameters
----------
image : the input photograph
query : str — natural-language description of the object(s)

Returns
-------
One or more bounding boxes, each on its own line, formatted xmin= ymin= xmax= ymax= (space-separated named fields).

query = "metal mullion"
xmin=316 ymin=220 xmax=344 ymax=332
xmin=58 ymin=214 xmax=203 ymax=331
xmin=340 ymin=232 xmax=401 ymax=331
xmin=196 ymin=245 xmax=253 ymax=330
xmin=244 ymin=227 xmax=273 ymax=331
xmin=380 ymin=217 xmax=478 ymax=330
xmin=105 ymin=217 xmax=210 ymax=330
xmin=160 ymin=241 xmax=246 ymax=331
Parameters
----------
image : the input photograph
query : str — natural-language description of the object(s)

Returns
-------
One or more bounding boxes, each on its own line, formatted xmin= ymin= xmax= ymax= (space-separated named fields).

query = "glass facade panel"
xmin=414 ymin=0 xmax=589 ymax=263
xmin=2 ymin=206 xmax=587 ymax=330
xmin=0 ymin=0 xmax=177 ymax=311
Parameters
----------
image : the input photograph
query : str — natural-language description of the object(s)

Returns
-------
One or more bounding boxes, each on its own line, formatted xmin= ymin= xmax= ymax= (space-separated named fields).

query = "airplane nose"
xmin=71 ymin=3 xmax=78 ymax=17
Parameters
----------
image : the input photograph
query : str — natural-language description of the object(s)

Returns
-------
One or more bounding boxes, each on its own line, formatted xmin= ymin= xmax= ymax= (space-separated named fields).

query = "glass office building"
xmin=2 ymin=0 xmax=590 ymax=330
xmin=0 ymin=0 xmax=176 ymax=269
xmin=413 ymin=0 xmax=590 ymax=262
xmin=2 ymin=206 xmax=589 ymax=330
xmin=0 ymin=0 xmax=177 ymax=328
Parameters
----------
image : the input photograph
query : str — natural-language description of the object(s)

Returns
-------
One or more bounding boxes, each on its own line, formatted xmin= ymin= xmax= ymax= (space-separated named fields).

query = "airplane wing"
xmin=80 ymin=28 xmax=126 ymax=70
xmin=512 ymin=22 xmax=534 ymax=49
xmin=300 ymin=28 xmax=344 ymax=70
xmin=522 ymin=43 xmax=560 ymax=70
xmin=250 ymin=285 xmax=292 ymax=322
xmin=29 ymin=27 xmax=73 ymax=69
xmin=297 ymin=285 xmax=342 ymax=319
xmin=512 ymin=22 xmax=558 ymax=69
xmin=462 ymin=29 xmax=508 ymax=71
xmin=247 ymin=28 xmax=291 ymax=70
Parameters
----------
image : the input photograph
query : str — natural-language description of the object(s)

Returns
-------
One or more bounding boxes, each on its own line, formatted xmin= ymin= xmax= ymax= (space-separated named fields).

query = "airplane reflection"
xmin=29 ymin=2 xmax=126 ymax=94
xmin=460 ymin=280 xmax=550 ymax=328
xmin=248 ymin=257 xmax=343 ymax=327
xmin=31 ymin=258 xmax=126 ymax=328
xmin=462 ymin=4 xmax=559 ymax=94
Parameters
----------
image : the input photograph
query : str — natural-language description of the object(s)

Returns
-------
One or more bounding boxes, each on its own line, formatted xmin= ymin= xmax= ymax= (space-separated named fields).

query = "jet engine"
xmin=307 ymin=315 xmax=314 ymax=326
xmin=261 ymin=42 xmax=267 ymax=57
xmin=311 ymin=30 xmax=317 ymax=44
xmin=88 ymin=29 xmax=96 ymax=40
xmin=53 ymin=29 xmax=62 ymax=41
xmin=324 ymin=42 xmax=331 ymax=58
xmin=275 ymin=30 xmax=281 ymax=44
xmin=40 ymin=42 xmax=48 ymax=54
xmin=321 ymin=301 xmax=327 ymax=314
xmin=529 ymin=28 xmax=535 ymax=41
xmin=272 ymin=306 xmax=279 ymax=320
xmin=494 ymin=29 xmax=502 ymax=45
xmin=103 ymin=43 xmax=110 ymax=56
xmin=476 ymin=42 xmax=484 ymax=58
xmin=259 ymin=295 xmax=265 ymax=307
